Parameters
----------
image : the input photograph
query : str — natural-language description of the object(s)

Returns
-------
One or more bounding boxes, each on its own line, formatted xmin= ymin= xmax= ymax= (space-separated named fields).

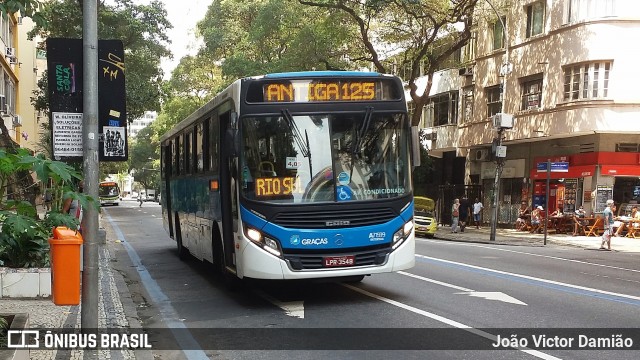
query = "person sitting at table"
xmin=550 ymin=206 xmax=563 ymax=217
xmin=615 ymin=205 xmax=640 ymax=236
xmin=573 ymin=205 xmax=587 ymax=236
xmin=515 ymin=201 xmax=531 ymax=230
xmin=530 ymin=206 xmax=543 ymax=233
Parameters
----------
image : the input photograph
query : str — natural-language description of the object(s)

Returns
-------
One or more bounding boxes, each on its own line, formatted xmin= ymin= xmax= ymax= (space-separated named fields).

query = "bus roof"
xmin=160 ymin=71 xmax=402 ymax=143
xmin=261 ymin=71 xmax=387 ymax=79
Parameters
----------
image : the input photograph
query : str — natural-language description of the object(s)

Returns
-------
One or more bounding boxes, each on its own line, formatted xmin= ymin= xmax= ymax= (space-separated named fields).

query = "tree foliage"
xmin=28 ymin=0 xmax=172 ymax=121
xmin=128 ymin=126 xmax=159 ymax=192
xmin=298 ymin=0 xmax=478 ymax=126
xmin=196 ymin=0 xmax=359 ymax=80
xmin=0 ymin=0 xmax=46 ymax=27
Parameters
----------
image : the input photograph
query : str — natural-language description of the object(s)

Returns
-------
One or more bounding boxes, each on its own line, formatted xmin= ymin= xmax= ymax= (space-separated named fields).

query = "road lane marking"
xmin=103 ymin=209 xmax=209 ymax=360
xmin=343 ymin=283 xmax=559 ymax=360
xmin=399 ymin=271 xmax=527 ymax=305
xmin=254 ymin=290 xmax=305 ymax=319
xmin=416 ymin=254 xmax=640 ymax=306
xmin=418 ymin=238 xmax=640 ymax=273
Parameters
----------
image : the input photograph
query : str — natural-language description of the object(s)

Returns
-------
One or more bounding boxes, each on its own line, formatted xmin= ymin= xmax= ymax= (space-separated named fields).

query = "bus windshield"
xmin=99 ymin=182 xmax=120 ymax=198
xmin=240 ymin=112 xmax=411 ymax=203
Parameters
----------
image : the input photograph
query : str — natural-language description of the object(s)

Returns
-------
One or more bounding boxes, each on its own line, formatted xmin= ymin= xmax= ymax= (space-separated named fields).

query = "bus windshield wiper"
xmin=281 ymin=109 xmax=312 ymax=174
xmin=349 ymin=106 xmax=373 ymax=181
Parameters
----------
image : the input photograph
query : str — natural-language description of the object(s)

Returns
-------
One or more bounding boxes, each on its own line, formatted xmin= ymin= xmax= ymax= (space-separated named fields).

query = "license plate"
xmin=323 ymin=255 xmax=355 ymax=267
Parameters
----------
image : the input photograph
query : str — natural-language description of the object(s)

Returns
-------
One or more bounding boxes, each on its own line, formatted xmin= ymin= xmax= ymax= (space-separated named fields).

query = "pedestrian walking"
xmin=600 ymin=199 xmax=615 ymax=250
xmin=138 ymin=196 xmax=144 ymax=207
xmin=459 ymin=195 xmax=470 ymax=232
xmin=473 ymin=197 xmax=484 ymax=229
xmin=451 ymin=198 xmax=460 ymax=233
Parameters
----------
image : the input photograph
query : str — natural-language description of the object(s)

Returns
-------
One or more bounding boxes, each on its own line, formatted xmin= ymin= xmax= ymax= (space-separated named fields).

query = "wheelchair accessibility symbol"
xmin=336 ymin=186 xmax=353 ymax=201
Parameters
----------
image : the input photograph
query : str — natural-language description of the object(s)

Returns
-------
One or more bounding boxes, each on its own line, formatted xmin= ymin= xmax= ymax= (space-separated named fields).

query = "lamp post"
xmin=485 ymin=0 xmax=513 ymax=241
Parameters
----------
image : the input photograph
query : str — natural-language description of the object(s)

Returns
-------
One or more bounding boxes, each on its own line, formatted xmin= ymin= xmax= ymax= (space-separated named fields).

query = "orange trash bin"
xmin=49 ymin=227 xmax=83 ymax=305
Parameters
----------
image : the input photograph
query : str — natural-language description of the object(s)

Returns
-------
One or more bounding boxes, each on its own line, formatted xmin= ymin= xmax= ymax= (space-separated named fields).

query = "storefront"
xmin=529 ymin=152 xmax=640 ymax=215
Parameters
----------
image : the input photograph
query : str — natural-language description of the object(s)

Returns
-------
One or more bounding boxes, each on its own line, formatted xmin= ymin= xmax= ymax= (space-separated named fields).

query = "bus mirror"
xmin=411 ymin=126 xmax=421 ymax=167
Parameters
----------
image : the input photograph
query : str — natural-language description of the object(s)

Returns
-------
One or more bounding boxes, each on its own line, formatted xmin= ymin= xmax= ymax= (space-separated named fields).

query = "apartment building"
xmin=418 ymin=0 xmax=640 ymax=224
xmin=129 ymin=111 xmax=157 ymax=138
xmin=0 ymin=13 xmax=20 ymax=145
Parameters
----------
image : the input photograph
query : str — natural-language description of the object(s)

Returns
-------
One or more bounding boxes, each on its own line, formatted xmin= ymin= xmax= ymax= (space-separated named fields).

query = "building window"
xmin=425 ymin=91 xmax=459 ymax=127
xmin=461 ymin=32 xmax=477 ymax=63
xmin=492 ymin=16 xmax=506 ymax=50
xmin=566 ymin=0 xmax=616 ymax=24
xmin=486 ymin=85 xmax=502 ymax=118
xmin=462 ymin=86 xmax=474 ymax=123
xmin=563 ymin=61 xmax=611 ymax=101
xmin=526 ymin=1 xmax=545 ymax=38
xmin=521 ymin=75 xmax=543 ymax=110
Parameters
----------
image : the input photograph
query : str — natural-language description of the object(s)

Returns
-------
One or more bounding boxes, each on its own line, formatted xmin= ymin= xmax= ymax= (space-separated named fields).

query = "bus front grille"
xmin=272 ymin=207 xmax=396 ymax=229
xmin=284 ymin=248 xmax=390 ymax=270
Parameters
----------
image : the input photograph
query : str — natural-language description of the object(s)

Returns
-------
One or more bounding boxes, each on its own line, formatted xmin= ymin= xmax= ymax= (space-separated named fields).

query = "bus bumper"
xmin=238 ymin=233 xmax=415 ymax=280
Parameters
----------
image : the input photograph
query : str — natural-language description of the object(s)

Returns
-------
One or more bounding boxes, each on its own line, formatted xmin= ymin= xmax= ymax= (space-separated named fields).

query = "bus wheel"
xmin=212 ymin=232 xmax=239 ymax=289
xmin=174 ymin=214 xmax=188 ymax=261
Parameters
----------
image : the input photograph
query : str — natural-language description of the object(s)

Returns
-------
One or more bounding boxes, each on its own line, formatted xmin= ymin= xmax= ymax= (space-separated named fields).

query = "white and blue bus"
xmin=160 ymin=71 xmax=418 ymax=281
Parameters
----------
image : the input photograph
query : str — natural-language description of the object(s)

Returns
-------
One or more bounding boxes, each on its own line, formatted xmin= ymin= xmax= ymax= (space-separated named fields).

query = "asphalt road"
xmin=103 ymin=200 xmax=640 ymax=360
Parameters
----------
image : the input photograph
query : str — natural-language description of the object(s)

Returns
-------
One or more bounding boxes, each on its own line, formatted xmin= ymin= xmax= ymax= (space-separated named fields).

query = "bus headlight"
xmin=243 ymin=225 xmax=282 ymax=257
xmin=392 ymin=220 xmax=414 ymax=249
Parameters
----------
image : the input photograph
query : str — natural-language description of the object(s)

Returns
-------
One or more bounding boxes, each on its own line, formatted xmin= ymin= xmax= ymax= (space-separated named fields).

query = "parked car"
xmin=414 ymin=196 xmax=437 ymax=238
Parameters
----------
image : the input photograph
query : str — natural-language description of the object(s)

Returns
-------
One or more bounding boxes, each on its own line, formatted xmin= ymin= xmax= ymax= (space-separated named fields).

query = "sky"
xmin=156 ymin=0 xmax=211 ymax=78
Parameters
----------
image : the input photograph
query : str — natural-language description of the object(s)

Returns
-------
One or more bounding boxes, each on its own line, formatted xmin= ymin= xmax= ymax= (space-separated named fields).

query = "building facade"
xmin=419 ymin=0 xmax=640 ymax=224
xmin=129 ymin=111 xmax=157 ymax=138
xmin=0 ymin=13 xmax=20 ymax=145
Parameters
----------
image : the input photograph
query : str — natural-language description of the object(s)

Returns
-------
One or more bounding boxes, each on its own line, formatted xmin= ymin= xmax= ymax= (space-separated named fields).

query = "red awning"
xmin=530 ymin=165 xmax=596 ymax=180
xmin=601 ymin=165 xmax=640 ymax=177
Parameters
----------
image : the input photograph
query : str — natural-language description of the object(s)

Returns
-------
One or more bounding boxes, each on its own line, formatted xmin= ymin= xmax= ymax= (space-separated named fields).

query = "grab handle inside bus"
xmin=411 ymin=126 xmax=421 ymax=168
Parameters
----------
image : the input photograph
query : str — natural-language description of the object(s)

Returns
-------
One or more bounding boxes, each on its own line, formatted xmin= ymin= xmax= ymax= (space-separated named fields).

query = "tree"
xmin=29 ymin=0 xmax=172 ymax=121
xmin=128 ymin=126 xmax=159 ymax=193
xmin=0 ymin=0 xmax=46 ymax=27
xmin=196 ymin=0 xmax=359 ymax=80
xmin=299 ymin=0 xmax=478 ymax=126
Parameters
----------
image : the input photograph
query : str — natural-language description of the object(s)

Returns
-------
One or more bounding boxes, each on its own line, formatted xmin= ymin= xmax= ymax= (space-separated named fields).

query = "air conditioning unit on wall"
xmin=5 ymin=47 xmax=15 ymax=58
xmin=474 ymin=149 xmax=490 ymax=161
xmin=458 ymin=66 xmax=473 ymax=76
xmin=12 ymin=114 xmax=22 ymax=127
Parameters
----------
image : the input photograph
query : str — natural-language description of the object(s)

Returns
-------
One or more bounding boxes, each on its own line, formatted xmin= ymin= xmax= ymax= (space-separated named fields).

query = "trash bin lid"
xmin=52 ymin=226 xmax=83 ymax=242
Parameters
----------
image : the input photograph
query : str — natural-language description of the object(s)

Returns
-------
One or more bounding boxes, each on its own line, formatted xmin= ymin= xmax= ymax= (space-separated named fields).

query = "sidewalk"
xmin=2 ymin=207 xmax=152 ymax=360
xmin=431 ymin=224 xmax=640 ymax=252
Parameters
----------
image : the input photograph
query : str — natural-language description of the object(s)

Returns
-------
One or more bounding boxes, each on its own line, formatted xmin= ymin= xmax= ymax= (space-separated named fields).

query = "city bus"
xmin=160 ymin=71 xmax=419 ymax=281
xmin=99 ymin=181 xmax=120 ymax=206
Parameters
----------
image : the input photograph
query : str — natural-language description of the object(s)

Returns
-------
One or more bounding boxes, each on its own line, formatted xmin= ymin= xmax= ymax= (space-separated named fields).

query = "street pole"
xmin=487 ymin=0 xmax=511 ymax=241
xmin=82 ymin=0 xmax=99 ymax=332
xmin=490 ymin=128 xmax=504 ymax=241
xmin=544 ymin=159 xmax=550 ymax=245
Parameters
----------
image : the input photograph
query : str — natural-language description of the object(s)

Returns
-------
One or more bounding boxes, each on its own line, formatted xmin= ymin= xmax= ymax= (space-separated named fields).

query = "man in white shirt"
xmin=473 ymin=198 xmax=484 ymax=229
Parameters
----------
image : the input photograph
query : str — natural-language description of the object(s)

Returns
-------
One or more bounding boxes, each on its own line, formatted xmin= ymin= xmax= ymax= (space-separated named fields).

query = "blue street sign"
xmin=536 ymin=162 xmax=569 ymax=172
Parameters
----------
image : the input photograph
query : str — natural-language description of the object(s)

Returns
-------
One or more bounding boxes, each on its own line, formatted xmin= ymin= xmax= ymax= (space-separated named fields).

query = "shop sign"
xmin=537 ymin=162 xmax=569 ymax=172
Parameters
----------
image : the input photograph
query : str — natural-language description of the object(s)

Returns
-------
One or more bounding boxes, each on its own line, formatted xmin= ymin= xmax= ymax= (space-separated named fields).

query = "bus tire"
xmin=212 ymin=230 xmax=239 ymax=288
xmin=174 ymin=213 xmax=188 ymax=261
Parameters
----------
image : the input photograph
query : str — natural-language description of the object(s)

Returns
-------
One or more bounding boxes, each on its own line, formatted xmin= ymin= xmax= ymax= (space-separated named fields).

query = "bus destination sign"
xmin=264 ymin=80 xmax=379 ymax=102
xmin=255 ymin=176 xmax=303 ymax=197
